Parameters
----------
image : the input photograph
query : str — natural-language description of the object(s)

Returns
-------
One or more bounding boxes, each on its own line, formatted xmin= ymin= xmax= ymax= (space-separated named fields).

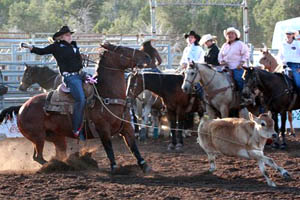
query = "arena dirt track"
xmin=0 ymin=133 xmax=300 ymax=199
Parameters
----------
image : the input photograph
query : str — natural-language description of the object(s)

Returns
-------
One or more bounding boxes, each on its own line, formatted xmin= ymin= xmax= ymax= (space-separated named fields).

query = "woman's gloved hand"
xmin=20 ymin=43 xmax=33 ymax=50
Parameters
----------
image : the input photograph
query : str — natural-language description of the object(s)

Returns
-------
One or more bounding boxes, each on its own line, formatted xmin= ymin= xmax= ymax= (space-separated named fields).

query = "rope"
xmin=92 ymin=83 xmax=195 ymax=133
xmin=92 ymin=83 xmax=261 ymax=149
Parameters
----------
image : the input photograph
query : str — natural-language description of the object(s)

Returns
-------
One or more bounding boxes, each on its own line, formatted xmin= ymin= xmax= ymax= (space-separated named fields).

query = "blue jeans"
xmin=233 ymin=68 xmax=244 ymax=92
xmin=63 ymin=74 xmax=86 ymax=139
xmin=287 ymin=62 xmax=300 ymax=91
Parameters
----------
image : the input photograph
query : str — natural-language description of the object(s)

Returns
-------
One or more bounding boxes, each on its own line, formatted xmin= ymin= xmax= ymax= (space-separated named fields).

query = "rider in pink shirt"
xmin=218 ymin=27 xmax=249 ymax=93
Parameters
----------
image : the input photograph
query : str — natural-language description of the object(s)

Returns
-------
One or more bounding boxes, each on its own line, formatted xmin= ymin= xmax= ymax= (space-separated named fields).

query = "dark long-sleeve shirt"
xmin=204 ymin=43 xmax=220 ymax=66
xmin=31 ymin=41 xmax=83 ymax=74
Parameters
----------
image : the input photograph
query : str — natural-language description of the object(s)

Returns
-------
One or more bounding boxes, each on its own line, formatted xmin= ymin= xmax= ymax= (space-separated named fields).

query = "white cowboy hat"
xmin=199 ymin=34 xmax=217 ymax=46
xmin=285 ymin=29 xmax=296 ymax=34
xmin=223 ymin=27 xmax=241 ymax=39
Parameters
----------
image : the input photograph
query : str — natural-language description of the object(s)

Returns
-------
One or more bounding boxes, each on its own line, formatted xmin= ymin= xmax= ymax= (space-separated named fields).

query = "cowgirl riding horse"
xmin=21 ymin=26 xmax=89 ymax=140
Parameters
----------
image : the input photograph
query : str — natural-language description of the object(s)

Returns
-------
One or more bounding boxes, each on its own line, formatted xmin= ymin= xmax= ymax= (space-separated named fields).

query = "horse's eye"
xmin=261 ymin=122 xmax=266 ymax=127
xmin=191 ymin=72 xmax=195 ymax=76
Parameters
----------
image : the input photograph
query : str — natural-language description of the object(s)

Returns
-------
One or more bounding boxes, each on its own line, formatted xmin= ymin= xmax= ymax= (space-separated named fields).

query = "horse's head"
xmin=126 ymin=71 xmax=143 ymax=99
xmin=19 ymin=65 xmax=38 ymax=91
xmin=97 ymin=49 xmax=138 ymax=72
xmin=242 ymin=67 xmax=258 ymax=102
xmin=181 ymin=62 xmax=200 ymax=94
xmin=259 ymin=47 xmax=277 ymax=72
xmin=101 ymin=42 xmax=152 ymax=68
xmin=0 ymin=84 xmax=8 ymax=96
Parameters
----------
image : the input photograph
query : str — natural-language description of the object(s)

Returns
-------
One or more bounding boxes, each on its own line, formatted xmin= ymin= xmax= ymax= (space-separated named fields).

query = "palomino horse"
xmin=259 ymin=48 xmax=295 ymax=137
xmin=127 ymin=72 xmax=204 ymax=151
xmin=181 ymin=63 xmax=252 ymax=119
xmin=17 ymin=49 xmax=151 ymax=173
xmin=242 ymin=67 xmax=300 ymax=149
xmin=18 ymin=65 xmax=59 ymax=91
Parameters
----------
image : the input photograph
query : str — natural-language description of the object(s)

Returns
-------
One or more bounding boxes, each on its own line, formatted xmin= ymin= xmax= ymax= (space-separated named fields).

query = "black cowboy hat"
xmin=184 ymin=30 xmax=201 ymax=42
xmin=52 ymin=26 xmax=74 ymax=40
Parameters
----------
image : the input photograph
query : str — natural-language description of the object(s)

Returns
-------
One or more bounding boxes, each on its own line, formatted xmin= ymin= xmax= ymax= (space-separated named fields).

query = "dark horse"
xmin=17 ymin=49 xmax=151 ymax=173
xmin=18 ymin=65 xmax=60 ymax=91
xmin=127 ymin=72 xmax=204 ymax=151
xmin=242 ymin=67 xmax=300 ymax=149
xmin=0 ymin=84 xmax=8 ymax=96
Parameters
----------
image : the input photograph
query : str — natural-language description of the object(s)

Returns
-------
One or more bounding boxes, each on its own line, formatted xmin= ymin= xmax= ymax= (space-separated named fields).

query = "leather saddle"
xmin=44 ymin=83 xmax=94 ymax=115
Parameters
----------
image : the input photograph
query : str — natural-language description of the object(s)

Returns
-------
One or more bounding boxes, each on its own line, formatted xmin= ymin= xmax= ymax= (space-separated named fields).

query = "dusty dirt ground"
xmin=0 ymin=132 xmax=299 ymax=200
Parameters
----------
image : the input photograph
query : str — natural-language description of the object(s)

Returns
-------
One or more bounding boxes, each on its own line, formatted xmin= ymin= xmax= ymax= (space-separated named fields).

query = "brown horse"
xmin=127 ymin=72 xmax=204 ymax=151
xmin=259 ymin=48 xmax=295 ymax=137
xmin=101 ymin=42 xmax=152 ymax=67
xmin=17 ymin=49 xmax=151 ymax=173
xmin=18 ymin=65 xmax=59 ymax=91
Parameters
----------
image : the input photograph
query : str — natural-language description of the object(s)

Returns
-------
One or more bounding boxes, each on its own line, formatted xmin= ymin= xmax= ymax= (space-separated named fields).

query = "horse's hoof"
xmin=290 ymin=133 xmax=296 ymax=137
xmin=283 ymin=172 xmax=291 ymax=179
xmin=167 ymin=143 xmax=175 ymax=151
xmin=271 ymin=143 xmax=280 ymax=149
xmin=280 ymin=143 xmax=287 ymax=150
xmin=267 ymin=180 xmax=277 ymax=187
xmin=175 ymin=143 xmax=183 ymax=151
xmin=141 ymin=162 xmax=152 ymax=174
xmin=110 ymin=164 xmax=118 ymax=174
xmin=33 ymin=157 xmax=47 ymax=165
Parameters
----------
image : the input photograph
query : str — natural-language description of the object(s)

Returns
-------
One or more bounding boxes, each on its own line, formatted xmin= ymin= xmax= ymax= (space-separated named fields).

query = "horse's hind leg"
xmin=52 ymin=136 xmax=67 ymax=160
xmin=33 ymin=140 xmax=47 ymax=165
xmin=121 ymin=123 xmax=151 ymax=173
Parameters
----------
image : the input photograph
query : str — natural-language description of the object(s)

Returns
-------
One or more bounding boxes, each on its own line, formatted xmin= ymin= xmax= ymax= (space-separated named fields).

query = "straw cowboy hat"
xmin=52 ymin=26 xmax=75 ymax=40
xmin=200 ymin=34 xmax=217 ymax=46
xmin=223 ymin=27 xmax=241 ymax=39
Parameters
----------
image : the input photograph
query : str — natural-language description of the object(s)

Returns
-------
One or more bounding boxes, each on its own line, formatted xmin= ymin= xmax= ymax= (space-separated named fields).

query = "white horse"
xmin=181 ymin=63 xmax=250 ymax=119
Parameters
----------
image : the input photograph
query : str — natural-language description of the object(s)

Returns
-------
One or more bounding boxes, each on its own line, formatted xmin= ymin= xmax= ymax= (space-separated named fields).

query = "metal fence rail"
xmin=0 ymin=35 xmax=176 ymax=110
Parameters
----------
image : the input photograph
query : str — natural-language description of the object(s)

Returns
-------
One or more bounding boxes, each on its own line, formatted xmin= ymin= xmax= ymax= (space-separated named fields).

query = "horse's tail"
xmin=0 ymin=105 xmax=21 ymax=124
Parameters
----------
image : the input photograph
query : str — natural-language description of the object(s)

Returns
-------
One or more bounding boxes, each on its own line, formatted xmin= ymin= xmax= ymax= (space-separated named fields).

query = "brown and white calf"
xmin=197 ymin=112 xmax=291 ymax=187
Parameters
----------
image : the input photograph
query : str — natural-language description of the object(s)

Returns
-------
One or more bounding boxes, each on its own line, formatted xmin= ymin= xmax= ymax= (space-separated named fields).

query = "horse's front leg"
xmin=97 ymin=127 xmax=117 ymax=172
xmin=220 ymin=104 xmax=229 ymax=118
xmin=120 ymin=123 xmax=151 ymax=173
xmin=206 ymin=104 xmax=218 ymax=119
xmin=272 ymin=112 xmax=280 ymax=149
xmin=280 ymin=111 xmax=287 ymax=149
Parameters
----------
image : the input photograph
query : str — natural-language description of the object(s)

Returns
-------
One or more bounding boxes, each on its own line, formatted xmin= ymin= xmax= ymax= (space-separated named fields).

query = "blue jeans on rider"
xmin=195 ymin=82 xmax=204 ymax=99
xmin=233 ymin=68 xmax=244 ymax=92
xmin=63 ymin=74 xmax=86 ymax=140
xmin=287 ymin=62 xmax=300 ymax=92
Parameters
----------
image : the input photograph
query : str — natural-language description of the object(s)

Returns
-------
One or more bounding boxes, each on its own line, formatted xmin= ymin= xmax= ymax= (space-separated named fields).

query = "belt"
xmin=62 ymin=72 xmax=80 ymax=77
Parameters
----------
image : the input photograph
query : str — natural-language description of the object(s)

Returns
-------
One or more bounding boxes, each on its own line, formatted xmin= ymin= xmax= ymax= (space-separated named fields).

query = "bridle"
xmin=112 ymin=45 xmax=137 ymax=69
xmin=184 ymin=64 xmax=217 ymax=90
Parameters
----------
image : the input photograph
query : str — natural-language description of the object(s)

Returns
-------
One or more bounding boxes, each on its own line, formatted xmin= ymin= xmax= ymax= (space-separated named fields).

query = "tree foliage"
xmin=0 ymin=0 xmax=299 ymax=46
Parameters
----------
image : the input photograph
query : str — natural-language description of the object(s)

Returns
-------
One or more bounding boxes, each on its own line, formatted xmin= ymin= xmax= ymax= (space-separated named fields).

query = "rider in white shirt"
xmin=277 ymin=29 xmax=300 ymax=93
xmin=180 ymin=31 xmax=205 ymax=69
